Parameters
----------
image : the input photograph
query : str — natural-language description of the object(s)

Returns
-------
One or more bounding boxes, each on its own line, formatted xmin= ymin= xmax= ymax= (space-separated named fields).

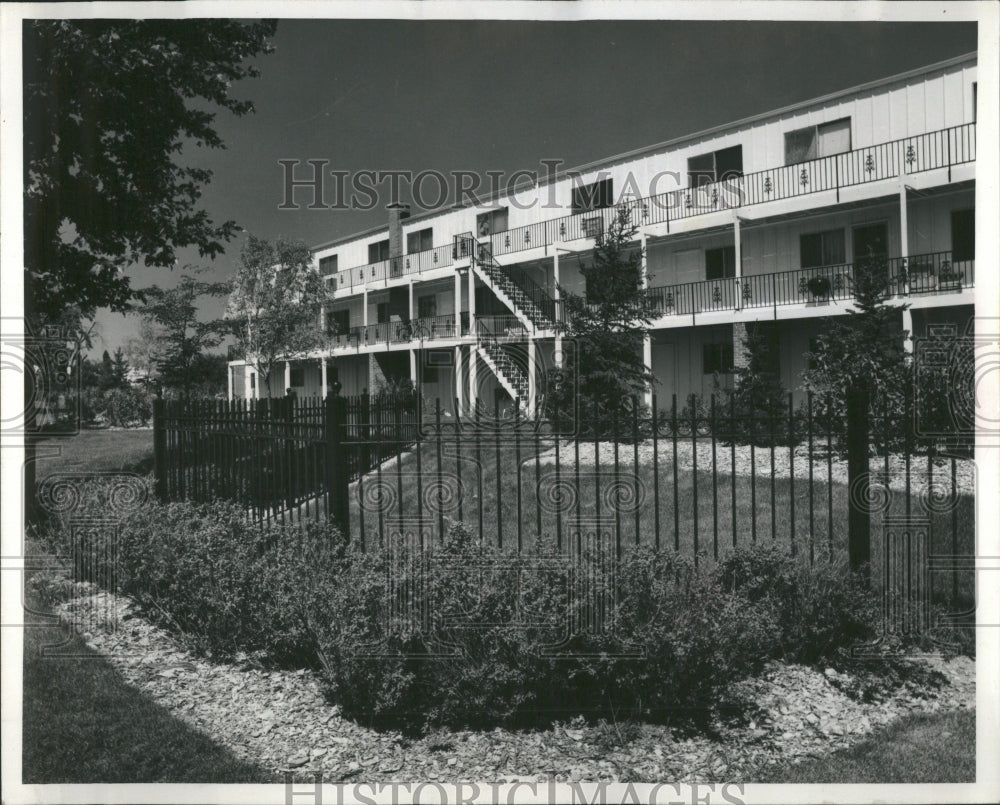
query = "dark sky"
xmin=91 ymin=18 xmax=978 ymax=356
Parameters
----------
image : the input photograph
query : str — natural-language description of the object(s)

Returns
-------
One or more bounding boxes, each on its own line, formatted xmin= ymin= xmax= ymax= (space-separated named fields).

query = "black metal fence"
xmin=153 ymin=390 xmax=974 ymax=608
xmin=153 ymin=391 xmax=420 ymax=528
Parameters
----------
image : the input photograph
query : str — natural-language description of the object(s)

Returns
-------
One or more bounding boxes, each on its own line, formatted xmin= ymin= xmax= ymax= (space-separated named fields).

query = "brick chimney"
xmin=387 ymin=203 xmax=410 ymax=259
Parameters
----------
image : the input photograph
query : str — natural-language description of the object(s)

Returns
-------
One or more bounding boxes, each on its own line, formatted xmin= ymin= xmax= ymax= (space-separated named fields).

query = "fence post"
xmin=325 ymin=384 xmax=350 ymax=541
xmin=846 ymin=383 xmax=871 ymax=576
xmin=153 ymin=393 xmax=166 ymax=502
xmin=284 ymin=391 xmax=298 ymax=511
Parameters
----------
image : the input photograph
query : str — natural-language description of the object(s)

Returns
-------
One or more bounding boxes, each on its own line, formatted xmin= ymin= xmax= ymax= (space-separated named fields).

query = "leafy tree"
xmin=227 ymin=235 xmax=326 ymax=398
xmin=551 ymin=204 xmax=657 ymax=426
xmin=140 ymin=269 xmax=230 ymax=398
xmin=123 ymin=319 xmax=162 ymax=383
xmin=803 ymin=252 xmax=911 ymax=449
xmin=23 ymin=19 xmax=277 ymax=322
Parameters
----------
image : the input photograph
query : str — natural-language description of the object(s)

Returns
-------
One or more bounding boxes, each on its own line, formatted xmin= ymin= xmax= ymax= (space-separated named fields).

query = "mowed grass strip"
xmin=757 ymin=708 xmax=975 ymax=783
xmin=35 ymin=429 xmax=155 ymax=476
xmin=21 ymin=587 xmax=276 ymax=783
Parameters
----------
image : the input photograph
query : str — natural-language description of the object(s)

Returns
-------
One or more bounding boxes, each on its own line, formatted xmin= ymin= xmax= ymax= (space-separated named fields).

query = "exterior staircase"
xmin=474 ymin=318 xmax=530 ymax=407
xmin=453 ymin=234 xmax=554 ymax=415
xmin=470 ymin=241 xmax=557 ymax=333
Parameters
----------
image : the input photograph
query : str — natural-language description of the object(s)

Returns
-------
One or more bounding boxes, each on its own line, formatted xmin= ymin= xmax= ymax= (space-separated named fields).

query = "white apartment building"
xmin=228 ymin=52 xmax=977 ymax=415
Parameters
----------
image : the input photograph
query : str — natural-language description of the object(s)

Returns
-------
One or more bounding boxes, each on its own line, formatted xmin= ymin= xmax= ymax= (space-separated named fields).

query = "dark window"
xmin=421 ymin=365 xmax=439 ymax=383
xmin=800 ymin=229 xmax=846 ymax=268
xmin=572 ymin=177 xmax=614 ymax=212
xmin=951 ymin=209 xmax=975 ymax=261
xmin=289 ymin=368 xmax=305 ymax=388
xmin=417 ymin=295 xmax=437 ymax=319
xmin=377 ymin=302 xmax=390 ymax=324
xmin=250 ymin=373 xmax=255 ymax=390
xmin=368 ymin=239 xmax=390 ymax=263
xmin=319 ymin=255 xmax=338 ymax=276
xmin=476 ymin=208 xmax=509 ymax=237
xmin=327 ymin=309 xmax=350 ymax=335
xmin=406 ymin=228 xmax=433 ymax=253
xmin=973 ymin=83 xmax=977 ymax=123
xmin=688 ymin=145 xmax=743 ymax=188
xmin=703 ymin=342 xmax=734 ymax=375
xmin=784 ymin=118 xmax=851 ymax=164
xmin=705 ymin=246 xmax=736 ymax=280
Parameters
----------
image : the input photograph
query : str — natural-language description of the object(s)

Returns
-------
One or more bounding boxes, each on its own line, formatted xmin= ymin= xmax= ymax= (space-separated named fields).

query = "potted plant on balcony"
xmin=806 ymin=275 xmax=832 ymax=299
xmin=938 ymin=261 xmax=962 ymax=290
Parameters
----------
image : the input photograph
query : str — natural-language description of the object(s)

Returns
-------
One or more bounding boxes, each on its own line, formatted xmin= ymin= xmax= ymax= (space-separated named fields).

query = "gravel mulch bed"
xmin=536 ymin=441 xmax=976 ymax=496
xmin=55 ymin=586 xmax=975 ymax=783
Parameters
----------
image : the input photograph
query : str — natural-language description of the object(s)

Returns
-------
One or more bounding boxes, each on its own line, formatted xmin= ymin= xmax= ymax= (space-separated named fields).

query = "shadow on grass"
xmin=21 ymin=586 xmax=275 ymax=784
xmin=757 ymin=708 xmax=975 ymax=783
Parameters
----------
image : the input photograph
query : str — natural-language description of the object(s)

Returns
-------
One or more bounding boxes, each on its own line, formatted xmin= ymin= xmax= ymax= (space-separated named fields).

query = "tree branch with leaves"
xmin=226 ymin=235 xmax=327 ymax=398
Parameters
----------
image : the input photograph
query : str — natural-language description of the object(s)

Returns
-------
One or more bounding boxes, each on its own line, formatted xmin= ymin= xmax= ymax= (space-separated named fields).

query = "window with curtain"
xmin=785 ymin=118 xmax=851 ymax=164
xmin=406 ymin=228 xmax=433 ymax=253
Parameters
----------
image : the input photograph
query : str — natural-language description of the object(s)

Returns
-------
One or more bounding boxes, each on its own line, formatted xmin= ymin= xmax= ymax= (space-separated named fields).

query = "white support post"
xmin=409 ymin=349 xmax=417 ymax=385
xmin=455 ymin=346 xmax=464 ymax=412
xmin=284 ymin=361 xmax=291 ymax=395
xmin=527 ymin=338 xmax=537 ymax=417
xmin=733 ymin=212 xmax=743 ymax=309
xmin=553 ymin=250 xmax=563 ymax=368
xmin=468 ymin=270 xmax=478 ymax=410
xmin=321 ymin=358 xmax=328 ymax=398
xmin=454 ymin=271 xmax=462 ymax=337
xmin=899 ymin=167 xmax=910 ymax=293
xmin=363 ymin=288 xmax=369 ymax=327
xmin=640 ymin=231 xmax=653 ymax=410
xmin=899 ymin=167 xmax=912 ymax=353
xmin=227 ymin=364 xmax=233 ymax=400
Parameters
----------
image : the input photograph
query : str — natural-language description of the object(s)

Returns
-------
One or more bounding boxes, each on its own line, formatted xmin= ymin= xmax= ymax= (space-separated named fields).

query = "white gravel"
xmin=536 ymin=440 xmax=977 ymax=496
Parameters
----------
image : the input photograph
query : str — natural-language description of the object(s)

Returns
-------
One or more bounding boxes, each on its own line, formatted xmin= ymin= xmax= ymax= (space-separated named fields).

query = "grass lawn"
xmin=24 ymin=431 xmax=269 ymax=783
xmin=21 ymin=584 xmax=276 ymax=783
xmin=35 ymin=428 xmax=154 ymax=476
xmin=349 ymin=440 xmax=975 ymax=608
xmin=758 ymin=709 xmax=976 ymax=783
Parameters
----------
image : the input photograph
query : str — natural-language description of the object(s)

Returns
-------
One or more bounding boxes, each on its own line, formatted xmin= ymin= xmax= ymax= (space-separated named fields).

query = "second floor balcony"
xmin=647 ymin=251 xmax=974 ymax=317
xmin=321 ymin=122 xmax=975 ymax=298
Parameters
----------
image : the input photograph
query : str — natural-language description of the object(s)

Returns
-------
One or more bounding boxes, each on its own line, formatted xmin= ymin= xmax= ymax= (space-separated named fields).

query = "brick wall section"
xmin=368 ymin=353 xmax=387 ymax=394
xmin=388 ymin=203 xmax=410 ymax=259
xmin=733 ymin=322 xmax=750 ymax=370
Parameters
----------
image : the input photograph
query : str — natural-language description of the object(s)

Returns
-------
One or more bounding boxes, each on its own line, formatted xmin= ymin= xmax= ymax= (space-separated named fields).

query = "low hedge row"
xmin=44 ymin=484 xmax=912 ymax=732
xmin=310 ymin=526 xmax=882 ymax=731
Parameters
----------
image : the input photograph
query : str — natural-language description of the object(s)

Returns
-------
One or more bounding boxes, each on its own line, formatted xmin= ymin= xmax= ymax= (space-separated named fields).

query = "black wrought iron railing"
xmin=325 ymin=241 xmax=456 ymax=292
xmin=473 ymin=243 xmax=558 ymax=328
xmin=322 ymin=125 xmax=975 ymax=298
xmin=648 ymin=251 xmax=974 ymax=316
xmin=481 ymin=123 xmax=976 ymax=260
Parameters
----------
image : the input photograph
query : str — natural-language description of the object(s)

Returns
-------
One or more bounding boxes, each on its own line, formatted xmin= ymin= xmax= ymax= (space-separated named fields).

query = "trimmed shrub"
xmin=41 ymin=481 xmax=918 ymax=733
xmin=311 ymin=526 xmax=787 ymax=732
xmin=715 ymin=545 xmax=882 ymax=664
xmin=42 ymin=482 xmax=346 ymax=666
